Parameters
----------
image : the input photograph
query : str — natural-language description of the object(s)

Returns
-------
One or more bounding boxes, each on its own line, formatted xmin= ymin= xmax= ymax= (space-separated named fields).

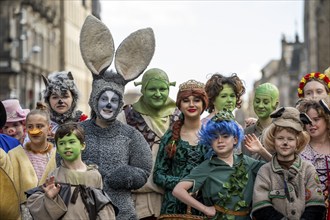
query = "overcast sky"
xmin=100 ymin=0 xmax=304 ymax=100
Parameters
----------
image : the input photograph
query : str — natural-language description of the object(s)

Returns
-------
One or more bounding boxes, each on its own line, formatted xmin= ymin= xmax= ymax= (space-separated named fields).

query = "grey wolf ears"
xmin=79 ymin=15 xmax=155 ymax=82
xmin=41 ymin=71 xmax=74 ymax=86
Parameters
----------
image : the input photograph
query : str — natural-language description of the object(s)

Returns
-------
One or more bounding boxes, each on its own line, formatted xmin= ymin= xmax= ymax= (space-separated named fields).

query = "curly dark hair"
xmin=296 ymin=98 xmax=330 ymax=140
xmin=205 ymin=73 xmax=245 ymax=113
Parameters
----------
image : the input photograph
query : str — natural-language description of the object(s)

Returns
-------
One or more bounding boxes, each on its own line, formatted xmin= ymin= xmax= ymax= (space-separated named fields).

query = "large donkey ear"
xmin=80 ymin=15 xmax=115 ymax=75
xmin=115 ymin=28 xmax=155 ymax=81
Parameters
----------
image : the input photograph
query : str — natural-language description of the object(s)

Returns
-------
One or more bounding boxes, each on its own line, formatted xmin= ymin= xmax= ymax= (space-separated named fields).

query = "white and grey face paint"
xmin=97 ymin=90 xmax=120 ymax=119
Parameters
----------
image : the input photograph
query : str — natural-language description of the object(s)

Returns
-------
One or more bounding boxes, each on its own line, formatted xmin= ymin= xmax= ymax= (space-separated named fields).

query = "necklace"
xmin=25 ymin=142 xmax=53 ymax=154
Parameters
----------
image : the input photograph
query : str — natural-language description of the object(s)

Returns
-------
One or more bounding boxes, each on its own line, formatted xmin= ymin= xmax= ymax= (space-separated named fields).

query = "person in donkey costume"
xmin=79 ymin=15 xmax=154 ymax=220
xmin=123 ymin=68 xmax=180 ymax=220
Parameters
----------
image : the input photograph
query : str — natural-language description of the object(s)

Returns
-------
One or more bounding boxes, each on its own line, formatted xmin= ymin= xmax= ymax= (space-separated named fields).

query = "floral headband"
xmin=297 ymin=72 xmax=330 ymax=98
xmin=211 ymin=109 xmax=234 ymax=122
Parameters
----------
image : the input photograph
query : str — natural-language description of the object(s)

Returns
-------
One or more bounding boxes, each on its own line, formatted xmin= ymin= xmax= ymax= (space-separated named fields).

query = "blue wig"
xmin=199 ymin=119 xmax=244 ymax=158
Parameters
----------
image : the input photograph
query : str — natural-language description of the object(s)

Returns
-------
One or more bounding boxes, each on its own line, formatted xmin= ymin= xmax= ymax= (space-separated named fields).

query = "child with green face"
xmin=26 ymin=123 xmax=117 ymax=220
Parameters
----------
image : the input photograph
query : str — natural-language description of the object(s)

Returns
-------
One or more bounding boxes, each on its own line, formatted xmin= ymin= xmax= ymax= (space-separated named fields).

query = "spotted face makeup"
xmin=49 ymin=90 xmax=73 ymax=114
xmin=97 ymin=90 xmax=120 ymax=119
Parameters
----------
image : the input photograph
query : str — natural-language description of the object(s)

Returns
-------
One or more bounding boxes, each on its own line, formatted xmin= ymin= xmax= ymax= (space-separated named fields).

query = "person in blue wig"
xmin=173 ymin=110 xmax=271 ymax=219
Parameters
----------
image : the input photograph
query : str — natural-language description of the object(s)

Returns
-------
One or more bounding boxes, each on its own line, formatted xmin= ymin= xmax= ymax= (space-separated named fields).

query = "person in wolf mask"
xmin=42 ymin=71 xmax=87 ymax=141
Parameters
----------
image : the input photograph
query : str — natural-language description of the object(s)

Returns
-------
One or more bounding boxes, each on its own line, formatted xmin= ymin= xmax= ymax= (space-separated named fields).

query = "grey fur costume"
xmin=79 ymin=15 xmax=155 ymax=219
xmin=81 ymin=119 xmax=152 ymax=219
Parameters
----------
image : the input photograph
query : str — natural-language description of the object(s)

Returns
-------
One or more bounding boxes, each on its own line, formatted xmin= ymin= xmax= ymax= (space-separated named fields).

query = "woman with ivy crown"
xmin=172 ymin=110 xmax=270 ymax=219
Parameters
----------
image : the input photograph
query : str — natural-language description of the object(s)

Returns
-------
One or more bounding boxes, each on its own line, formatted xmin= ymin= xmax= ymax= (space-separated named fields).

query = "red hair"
xmin=165 ymin=88 xmax=208 ymax=158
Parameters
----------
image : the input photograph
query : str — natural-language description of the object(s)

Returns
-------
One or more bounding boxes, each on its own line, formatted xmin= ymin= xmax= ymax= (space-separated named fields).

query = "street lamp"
xmin=21 ymin=45 xmax=42 ymax=64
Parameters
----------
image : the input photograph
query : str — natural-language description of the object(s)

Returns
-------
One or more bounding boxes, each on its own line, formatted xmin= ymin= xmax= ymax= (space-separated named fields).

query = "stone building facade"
xmin=246 ymin=0 xmax=330 ymax=116
xmin=0 ymin=0 xmax=60 ymax=109
xmin=303 ymin=0 xmax=330 ymax=76
xmin=0 ymin=0 xmax=100 ymax=113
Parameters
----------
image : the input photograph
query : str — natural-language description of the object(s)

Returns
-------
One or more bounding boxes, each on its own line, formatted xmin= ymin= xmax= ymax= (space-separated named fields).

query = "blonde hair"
xmin=26 ymin=102 xmax=51 ymax=124
xmin=262 ymin=124 xmax=310 ymax=154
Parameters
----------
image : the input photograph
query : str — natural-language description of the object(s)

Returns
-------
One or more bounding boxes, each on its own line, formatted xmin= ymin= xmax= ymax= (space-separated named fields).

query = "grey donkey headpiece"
xmin=80 ymin=15 xmax=155 ymax=121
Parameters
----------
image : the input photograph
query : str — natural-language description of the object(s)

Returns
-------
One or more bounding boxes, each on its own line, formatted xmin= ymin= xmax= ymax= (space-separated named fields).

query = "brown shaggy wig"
xmin=205 ymin=73 xmax=245 ymax=113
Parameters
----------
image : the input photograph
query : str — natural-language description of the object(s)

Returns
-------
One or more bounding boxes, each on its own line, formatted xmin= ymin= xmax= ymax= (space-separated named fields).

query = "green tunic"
xmin=182 ymin=154 xmax=265 ymax=220
xmin=153 ymin=129 xmax=207 ymax=214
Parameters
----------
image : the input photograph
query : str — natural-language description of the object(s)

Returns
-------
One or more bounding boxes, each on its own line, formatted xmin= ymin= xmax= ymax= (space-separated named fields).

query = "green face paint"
xmin=214 ymin=84 xmax=236 ymax=112
xmin=142 ymin=79 xmax=169 ymax=110
xmin=57 ymin=134 xmax=84 ymax=162
xmin=253 ymin=94 xmax=275 ymax=119
xmin=254 ymin=83 xmax=279 ymax=119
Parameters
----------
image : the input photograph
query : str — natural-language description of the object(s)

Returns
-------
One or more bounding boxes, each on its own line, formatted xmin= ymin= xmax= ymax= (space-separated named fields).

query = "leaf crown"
xmin=211 ymin=109 xmax=234 ymax=122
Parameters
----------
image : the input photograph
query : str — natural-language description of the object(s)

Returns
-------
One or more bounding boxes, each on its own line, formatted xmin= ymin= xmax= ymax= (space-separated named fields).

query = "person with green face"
xmin=26 ymin=123 xmax=117 ymax=220
xmin=242 ymin=83 xmax=279 ymax=160
xmin=203 ymin=73 xmax=246 ymax=122
xmin=123 ymin=68 xmax=180 ymax=220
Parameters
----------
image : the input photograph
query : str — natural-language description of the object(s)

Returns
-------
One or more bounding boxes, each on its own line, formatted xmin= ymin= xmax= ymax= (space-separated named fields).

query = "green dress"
xmin=182 ymin=154 xmax=265 ymax=220
xmin=153 ymin=129 xmax=207 ymax=214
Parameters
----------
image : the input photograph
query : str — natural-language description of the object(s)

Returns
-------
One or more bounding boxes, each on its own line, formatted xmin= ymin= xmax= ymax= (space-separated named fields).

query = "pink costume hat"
xmin=2 ymin=99 xmax=30 ymax=123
